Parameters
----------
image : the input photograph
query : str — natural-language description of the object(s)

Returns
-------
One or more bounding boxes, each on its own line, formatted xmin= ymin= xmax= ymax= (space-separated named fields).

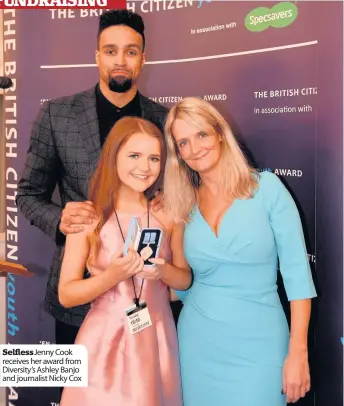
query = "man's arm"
xmin=16 ymin=101 xmax=63 ymax=244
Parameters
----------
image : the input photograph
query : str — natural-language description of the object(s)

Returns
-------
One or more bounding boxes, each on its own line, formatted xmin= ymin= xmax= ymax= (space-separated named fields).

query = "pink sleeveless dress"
xmin=60 ymin=211 xmax=182 ymax=406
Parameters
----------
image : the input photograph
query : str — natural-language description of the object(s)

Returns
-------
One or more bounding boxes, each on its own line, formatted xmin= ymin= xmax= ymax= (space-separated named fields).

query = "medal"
xmin=140 ymin=244 xmax=153 ymax=261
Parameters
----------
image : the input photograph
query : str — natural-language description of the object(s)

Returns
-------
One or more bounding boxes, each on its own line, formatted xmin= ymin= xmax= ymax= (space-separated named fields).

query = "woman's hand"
xmin=282 ymin=350 xmax=311 ymax=403
xmin=149 ymin=190 xmax=164 ymax=212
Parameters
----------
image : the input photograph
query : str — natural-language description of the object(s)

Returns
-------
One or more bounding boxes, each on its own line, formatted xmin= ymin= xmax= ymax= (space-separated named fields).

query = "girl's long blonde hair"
xmin=163 ymin=97 xmax=258 ymax=222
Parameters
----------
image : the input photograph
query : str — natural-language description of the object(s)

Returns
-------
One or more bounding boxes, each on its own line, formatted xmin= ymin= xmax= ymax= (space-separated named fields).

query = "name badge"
xmin=125 ymin=301 xmax=152 ymax=335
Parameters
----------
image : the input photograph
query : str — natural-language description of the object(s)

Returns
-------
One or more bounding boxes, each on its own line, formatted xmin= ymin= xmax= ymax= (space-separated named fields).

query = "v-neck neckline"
xmin=196 ymin=199 xmax=237 ymax=239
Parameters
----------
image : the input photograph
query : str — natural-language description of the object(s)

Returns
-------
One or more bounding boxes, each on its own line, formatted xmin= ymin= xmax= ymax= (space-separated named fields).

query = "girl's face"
xmin=116 ymin=132 xmax=161 ymax=193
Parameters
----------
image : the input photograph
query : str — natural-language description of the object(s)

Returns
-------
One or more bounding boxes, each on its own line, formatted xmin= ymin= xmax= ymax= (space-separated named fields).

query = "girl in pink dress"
xmin=58 ymin=117 xmax=191 ymax=406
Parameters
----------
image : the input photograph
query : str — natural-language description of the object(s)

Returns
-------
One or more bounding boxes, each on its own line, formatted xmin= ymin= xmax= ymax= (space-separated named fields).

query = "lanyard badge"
xmin=125 ymin=301 xmax=152 ymax=335
xmin=115 ymin=203 xmax=153 ymax=335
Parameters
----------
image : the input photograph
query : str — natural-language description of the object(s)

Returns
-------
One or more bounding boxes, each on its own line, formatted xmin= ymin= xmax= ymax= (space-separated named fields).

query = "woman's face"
xmin=172 ymin=119 xmax=222 ymax=175
xmin=116 ymin=132 xmax=161 ymax=193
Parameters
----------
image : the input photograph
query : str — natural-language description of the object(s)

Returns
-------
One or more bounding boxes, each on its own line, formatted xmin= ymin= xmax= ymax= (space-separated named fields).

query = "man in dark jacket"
xmin=16 ymin=10 xmax=181 ymax=347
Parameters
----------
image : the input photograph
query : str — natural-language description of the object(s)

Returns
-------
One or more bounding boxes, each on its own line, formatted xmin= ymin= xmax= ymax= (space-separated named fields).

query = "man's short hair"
xmin=98 ymin=10 xmax=145 ymax=51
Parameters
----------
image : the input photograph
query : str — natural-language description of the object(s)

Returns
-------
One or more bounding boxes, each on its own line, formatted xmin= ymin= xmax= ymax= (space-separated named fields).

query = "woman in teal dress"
xmin=162 ymin=97 xmax=317 ymax=406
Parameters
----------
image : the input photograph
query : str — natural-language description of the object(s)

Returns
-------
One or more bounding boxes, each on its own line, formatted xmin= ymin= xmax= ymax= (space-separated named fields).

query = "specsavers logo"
xmin=245 ymin=2 xmax=298 ymax=32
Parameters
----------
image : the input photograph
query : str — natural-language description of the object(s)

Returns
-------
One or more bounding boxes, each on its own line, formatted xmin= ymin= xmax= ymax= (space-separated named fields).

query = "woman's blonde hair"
xmin=163 ymin=97 xmax=258 ymax=222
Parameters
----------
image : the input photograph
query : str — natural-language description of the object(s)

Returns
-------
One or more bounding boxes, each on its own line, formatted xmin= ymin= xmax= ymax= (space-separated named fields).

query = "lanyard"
xmin=114 ymin=202 xmax=149 ymax=308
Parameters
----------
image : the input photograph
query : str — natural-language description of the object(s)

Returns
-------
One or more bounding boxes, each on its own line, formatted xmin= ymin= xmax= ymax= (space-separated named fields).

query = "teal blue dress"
xmin=176 ymin=172 xmax=317 ymax=406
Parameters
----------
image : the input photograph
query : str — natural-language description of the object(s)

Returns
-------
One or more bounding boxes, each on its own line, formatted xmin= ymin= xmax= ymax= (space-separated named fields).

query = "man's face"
xmin=96 ymin=25 xmax=145 ymax=93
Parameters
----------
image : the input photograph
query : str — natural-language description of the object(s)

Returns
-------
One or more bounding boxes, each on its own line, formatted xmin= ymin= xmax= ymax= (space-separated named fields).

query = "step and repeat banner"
xmin=3 ymin=2 xmax=343 ymax=405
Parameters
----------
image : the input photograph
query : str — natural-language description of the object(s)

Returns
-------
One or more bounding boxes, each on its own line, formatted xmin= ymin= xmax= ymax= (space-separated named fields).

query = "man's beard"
xmin=108 ymin=75 xmax=133 ymax=93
